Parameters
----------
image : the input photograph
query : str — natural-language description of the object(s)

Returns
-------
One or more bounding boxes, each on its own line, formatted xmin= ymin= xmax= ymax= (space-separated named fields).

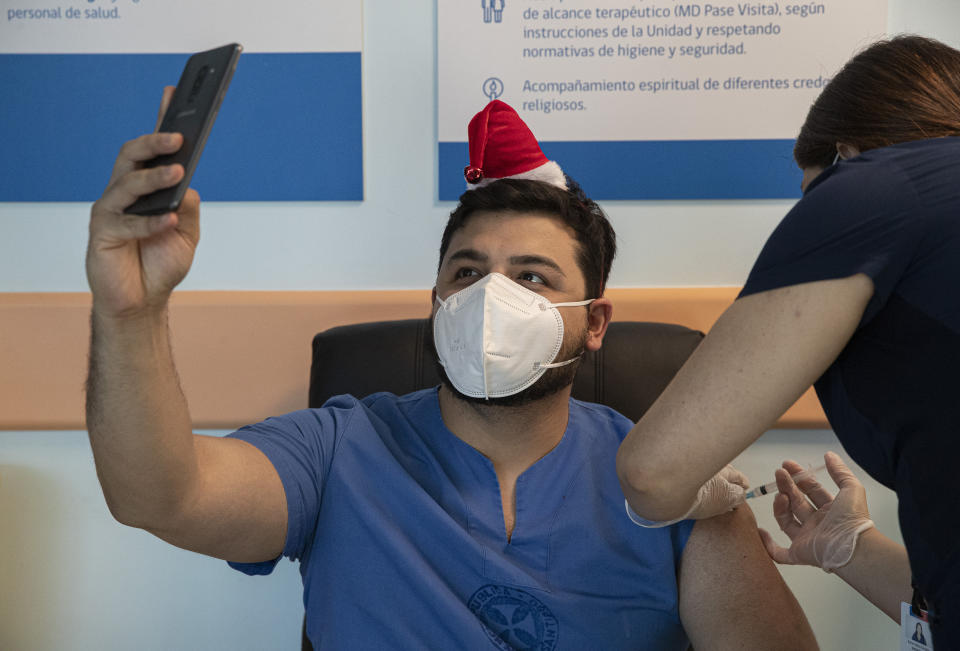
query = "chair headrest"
xmin=310 ymin=319 xmax=702 ymax=422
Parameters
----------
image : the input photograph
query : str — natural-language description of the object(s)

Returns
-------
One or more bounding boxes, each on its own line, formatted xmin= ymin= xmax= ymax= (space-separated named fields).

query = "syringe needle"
xmin=745 ymin=464 xmax=826 ymax=499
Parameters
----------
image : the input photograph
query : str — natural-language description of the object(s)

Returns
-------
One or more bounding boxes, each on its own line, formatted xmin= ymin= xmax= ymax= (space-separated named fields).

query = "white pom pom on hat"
xmin=463 ymin=100 xmax=567 ymax=191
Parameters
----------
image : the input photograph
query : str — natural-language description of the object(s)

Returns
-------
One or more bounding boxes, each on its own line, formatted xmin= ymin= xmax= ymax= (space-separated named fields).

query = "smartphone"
xmin=127 ymin=43 xmax=242 ymax=216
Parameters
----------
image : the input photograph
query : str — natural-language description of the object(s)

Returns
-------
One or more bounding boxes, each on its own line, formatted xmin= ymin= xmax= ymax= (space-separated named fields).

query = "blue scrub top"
xmin=228 ymin=388 xmax=694 ymax=650
xmin=741 ymin=137 xmax=960 ymax=640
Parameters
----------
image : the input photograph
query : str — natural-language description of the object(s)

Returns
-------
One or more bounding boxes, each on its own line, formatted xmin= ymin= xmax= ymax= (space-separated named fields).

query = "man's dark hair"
xmin=437 ymin=177 xmax=617 ymax=299
xmin=795 ymin=35 xmax=960 ymax=169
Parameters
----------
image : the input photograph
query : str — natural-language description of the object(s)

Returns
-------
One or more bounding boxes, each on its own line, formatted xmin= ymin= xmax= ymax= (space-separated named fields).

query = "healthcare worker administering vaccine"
xmin=616 ymin=35 xmax=960 ymax=647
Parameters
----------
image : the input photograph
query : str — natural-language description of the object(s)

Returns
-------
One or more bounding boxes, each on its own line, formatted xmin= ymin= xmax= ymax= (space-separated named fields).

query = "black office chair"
xmin=302 ymin=318 xmax=703 ymax=650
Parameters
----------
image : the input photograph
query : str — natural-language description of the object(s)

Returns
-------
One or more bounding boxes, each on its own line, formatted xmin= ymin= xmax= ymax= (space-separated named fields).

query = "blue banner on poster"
xmin=0 ymin=52 xmax=362 ymax=202
xmin=439 ymin=139 xmax=801 ymax=201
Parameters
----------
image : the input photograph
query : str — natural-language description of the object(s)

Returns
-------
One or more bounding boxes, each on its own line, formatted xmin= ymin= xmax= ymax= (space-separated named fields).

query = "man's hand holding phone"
xmin=86 ymin=86 xmax=201 ymax=321
xmin=87 ymin=42 xmax=239 ymax=319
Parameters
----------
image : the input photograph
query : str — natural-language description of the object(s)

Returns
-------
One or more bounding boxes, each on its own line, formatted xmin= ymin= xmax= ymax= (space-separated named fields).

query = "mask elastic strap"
xmin=535 ymin=355 xmax=582 ymax=370
xmin=534 ymin=298 xmax=594 ymax=368
xmin=543 ymin=298 xmax=595 ymax=309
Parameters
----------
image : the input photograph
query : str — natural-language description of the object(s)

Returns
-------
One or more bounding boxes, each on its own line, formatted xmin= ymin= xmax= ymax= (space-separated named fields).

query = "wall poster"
xmin=439 ymin=0 xmax=887 ymax=199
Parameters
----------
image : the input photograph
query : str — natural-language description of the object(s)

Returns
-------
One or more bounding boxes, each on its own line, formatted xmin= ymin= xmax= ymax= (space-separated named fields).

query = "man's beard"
xmin=429 ymin=316 xmax=587 ymax=408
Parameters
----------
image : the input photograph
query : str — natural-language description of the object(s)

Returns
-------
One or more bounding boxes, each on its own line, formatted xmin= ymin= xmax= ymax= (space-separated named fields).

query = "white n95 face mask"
xmin=433 ymin=272 xmax=594 ymax=399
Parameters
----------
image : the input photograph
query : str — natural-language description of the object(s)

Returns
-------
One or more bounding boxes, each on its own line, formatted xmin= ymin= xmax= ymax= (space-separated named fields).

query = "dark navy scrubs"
xmin=741 ymin=137 xmax=960 ymax=646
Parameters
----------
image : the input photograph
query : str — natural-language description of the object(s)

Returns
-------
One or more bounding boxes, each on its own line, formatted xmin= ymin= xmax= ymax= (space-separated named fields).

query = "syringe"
xmin=744 ymin=464 xmax=826 ymax=499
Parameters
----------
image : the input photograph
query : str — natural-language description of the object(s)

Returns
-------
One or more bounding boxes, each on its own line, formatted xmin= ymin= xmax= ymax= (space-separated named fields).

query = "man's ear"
xmin=585 ymin=297 xmax=613 ymax=352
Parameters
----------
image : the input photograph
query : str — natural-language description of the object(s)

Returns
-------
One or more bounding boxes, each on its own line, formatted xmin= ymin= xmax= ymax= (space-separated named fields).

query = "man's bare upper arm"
xmin=144 ymin=435 xmax=288 ymax=564
xmin=678 ymin=504 xmax=818 ymax=650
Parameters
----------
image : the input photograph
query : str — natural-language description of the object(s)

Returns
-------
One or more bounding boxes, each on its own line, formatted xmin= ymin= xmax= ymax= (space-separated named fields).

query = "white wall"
xmin=3 ymin=1 xmax=959 ymax=649
xmin=0 ymin=431 xmax=305 ymax=650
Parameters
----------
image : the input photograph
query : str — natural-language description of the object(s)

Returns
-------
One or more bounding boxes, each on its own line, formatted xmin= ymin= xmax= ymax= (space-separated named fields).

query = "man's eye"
xmin=519 ymin=271 xmax=545 ymax=284
xmin=455 ymin=268 xmax=480 ymax=280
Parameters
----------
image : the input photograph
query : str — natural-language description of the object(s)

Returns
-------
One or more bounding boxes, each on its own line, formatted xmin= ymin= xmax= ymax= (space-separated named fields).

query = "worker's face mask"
xmin=433 ymin=272 xmax=594 ymax=399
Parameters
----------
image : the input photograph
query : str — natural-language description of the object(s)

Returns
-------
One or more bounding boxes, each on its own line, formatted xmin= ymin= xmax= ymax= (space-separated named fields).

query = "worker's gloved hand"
xmin=626 ymin=464 xmax=749 ymax=528
xmin=759 ymin=451 xmax=875 ymax=572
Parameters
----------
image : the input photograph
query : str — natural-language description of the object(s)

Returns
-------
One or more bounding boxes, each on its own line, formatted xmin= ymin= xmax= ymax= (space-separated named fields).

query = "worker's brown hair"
xmin=795 ymin=35 xmax=960 ymax=168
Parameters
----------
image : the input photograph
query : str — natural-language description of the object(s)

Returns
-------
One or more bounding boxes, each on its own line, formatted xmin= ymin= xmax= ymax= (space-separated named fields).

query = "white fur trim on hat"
xmin=467 ymin=160 xmax=567 ymax=191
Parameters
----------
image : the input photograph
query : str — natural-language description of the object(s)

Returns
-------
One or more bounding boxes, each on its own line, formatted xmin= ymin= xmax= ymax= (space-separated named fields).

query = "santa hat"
xmin=463 ymin=100 xmax=567 ymax=191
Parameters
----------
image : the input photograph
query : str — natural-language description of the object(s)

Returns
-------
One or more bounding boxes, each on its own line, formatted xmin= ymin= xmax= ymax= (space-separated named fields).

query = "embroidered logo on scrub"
xmin=469 ymin=584 xmax=559 ymax=650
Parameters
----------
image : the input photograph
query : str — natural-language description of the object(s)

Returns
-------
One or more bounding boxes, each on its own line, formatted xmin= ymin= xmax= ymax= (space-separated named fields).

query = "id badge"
xmin=901 ymin=602 xmax=934 ymax=650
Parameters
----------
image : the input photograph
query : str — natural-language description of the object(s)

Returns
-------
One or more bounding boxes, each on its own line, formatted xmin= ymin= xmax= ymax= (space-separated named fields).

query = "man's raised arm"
xmin=85 ymin=88 xmax=286 ymax=563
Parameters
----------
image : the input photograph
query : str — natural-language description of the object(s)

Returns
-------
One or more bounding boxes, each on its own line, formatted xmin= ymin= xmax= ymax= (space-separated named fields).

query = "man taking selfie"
xmin=86 ymin=95 xmax=816 ymax=649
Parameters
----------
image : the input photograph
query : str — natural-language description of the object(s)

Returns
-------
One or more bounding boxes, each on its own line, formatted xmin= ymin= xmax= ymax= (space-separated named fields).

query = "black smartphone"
xmin=127 ymin=43 xmax=242 ymax=216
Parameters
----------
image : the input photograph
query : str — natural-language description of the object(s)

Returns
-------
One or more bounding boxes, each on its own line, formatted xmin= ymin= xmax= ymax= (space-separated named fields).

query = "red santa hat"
xmin=463 ymin=100 xmax=567 ymax=191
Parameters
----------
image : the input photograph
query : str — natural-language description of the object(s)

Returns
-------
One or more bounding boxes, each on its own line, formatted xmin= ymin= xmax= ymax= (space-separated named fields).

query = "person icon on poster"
xmin=482 ymin=0 xmax=504 ymax=24
xmin=913 ymin=623 xmax=927 ymax=645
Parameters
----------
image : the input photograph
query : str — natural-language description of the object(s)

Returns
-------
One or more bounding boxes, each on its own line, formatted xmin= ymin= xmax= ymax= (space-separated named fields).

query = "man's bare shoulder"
xmin=678 ymin=504 xmax=818 ymax=650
